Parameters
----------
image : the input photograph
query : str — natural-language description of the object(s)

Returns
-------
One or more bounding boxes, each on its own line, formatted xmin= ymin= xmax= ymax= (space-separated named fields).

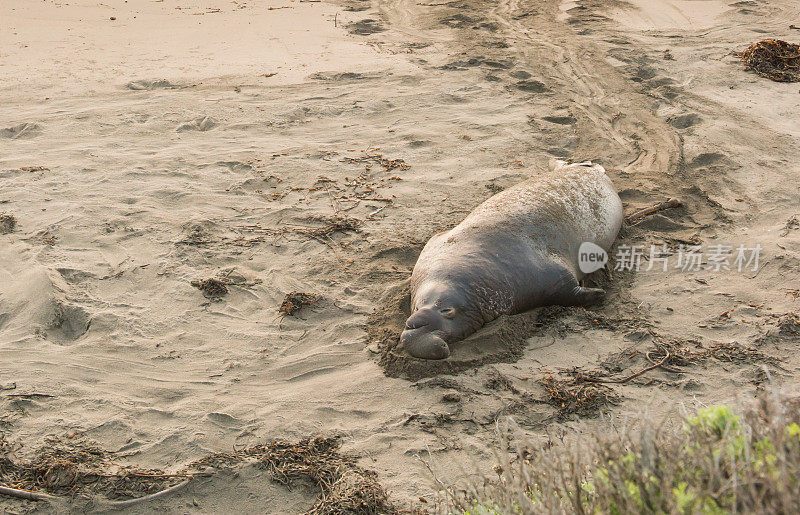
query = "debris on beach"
xmin=639 ymin=337 xmax=774 ymax=369
xmin=237 ymin=215 xmax=361 ymax=243
xmin=233 ymin=214 xmax=363 ymax=262
xmin=776 ymin=312 xmax=800 ymax=337
xmin=0 ymin=434 xmax=391 ymax=513
xmin=484 ymin=367 xmax=519 ymax=393
xmin=0 ymin=213 xmax=16 ymax=234
xmin=340 ymin=152 xmax=410 ymax=173
xmin=279 ymin=291 xmax=320 ymax=316
xmin=300 ymin=214 xmax=361 ymax=239
xmin=624 ymin=197 xmax=682 ymax=225
xmin=261 ymin=436 xmax=392 ymax=515
xmin=0 ymin=434 xmax=190 ymax=503
xmin=190 ymin=278 xmax=229 ymax=299
xmin=537 ymin=373 xmax=620 ymax=419
xmin=735 ymin=39 xmax=800 ymax=82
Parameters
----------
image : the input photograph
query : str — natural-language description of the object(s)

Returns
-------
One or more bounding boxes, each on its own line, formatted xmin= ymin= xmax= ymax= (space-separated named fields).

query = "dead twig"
xmin=581 ymin=350 xmax=672 ymax=384
xmin=625 ymin=198 xmax=682 ymax=225
xmin=0 ymin=485 xmax=57 ymax=502
xmin=105 ymin=479 xmax=191 ymax=507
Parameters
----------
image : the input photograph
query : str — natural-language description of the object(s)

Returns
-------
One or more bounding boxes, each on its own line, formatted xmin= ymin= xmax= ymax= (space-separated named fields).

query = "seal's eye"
xmin=439 ymin=307 xmax=456 ymax=319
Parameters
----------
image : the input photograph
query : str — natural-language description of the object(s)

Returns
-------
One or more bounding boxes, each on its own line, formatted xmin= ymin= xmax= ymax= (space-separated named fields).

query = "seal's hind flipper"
xmin=571 ymin=286 xmax=605 ymax=306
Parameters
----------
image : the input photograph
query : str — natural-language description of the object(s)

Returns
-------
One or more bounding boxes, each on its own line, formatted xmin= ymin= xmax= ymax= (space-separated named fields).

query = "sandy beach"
xmin=2 ymin=0 xmax=799 ymax=511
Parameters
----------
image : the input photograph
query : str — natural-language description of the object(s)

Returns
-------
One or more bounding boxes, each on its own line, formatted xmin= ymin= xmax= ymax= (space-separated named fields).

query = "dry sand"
xmin=2 ymin=0 xmax=799 ymax=511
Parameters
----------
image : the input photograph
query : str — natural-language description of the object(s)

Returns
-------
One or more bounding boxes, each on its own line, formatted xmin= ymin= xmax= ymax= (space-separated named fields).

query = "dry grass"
xmin=735 ymin=39 xmax=800 ymax=82
xmin=438 ymin=392 xmax=800 ymax=514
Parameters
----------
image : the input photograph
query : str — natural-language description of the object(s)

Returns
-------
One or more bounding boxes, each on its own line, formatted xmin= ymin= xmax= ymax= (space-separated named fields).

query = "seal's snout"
xmin=400 ymin=331 xmax=451 ymax=360
xmin=405 ymin=319 xmax=427 ymax=330
xmin=405 ymin=318 xmax=429 ymax=330
xmin=400 ymin=309 xmax=451 ymax=360
xmin=404 ymin=308 xmax=438 ymax=330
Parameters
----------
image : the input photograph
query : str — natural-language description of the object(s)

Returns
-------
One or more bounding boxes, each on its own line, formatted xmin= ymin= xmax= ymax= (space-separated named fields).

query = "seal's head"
xmin=400 ymin=281 xmax=476 ymax=360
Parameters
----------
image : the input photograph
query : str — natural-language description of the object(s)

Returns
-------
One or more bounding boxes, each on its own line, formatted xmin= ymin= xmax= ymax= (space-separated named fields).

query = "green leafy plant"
xmin=436 ymin=394 xmax=800 ymax=514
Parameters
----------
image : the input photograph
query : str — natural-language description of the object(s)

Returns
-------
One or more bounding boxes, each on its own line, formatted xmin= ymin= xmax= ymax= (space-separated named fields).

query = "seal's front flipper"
xmin=571 ymin=286 xmax=605 ymax=306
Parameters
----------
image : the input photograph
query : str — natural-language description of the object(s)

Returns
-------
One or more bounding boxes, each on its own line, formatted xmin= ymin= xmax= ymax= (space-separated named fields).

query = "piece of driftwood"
xmin=625 ymin=198 xmax=682 ymax=225
xmin=0 ymin=485 xmax=57 ymax=502
xmin=0 ymin=478 xmax=192 ymax=506
xmin=581 ymin=350 xmax=672 ymax=384
xmin=106 ymin=479 xmax=191 ymax=507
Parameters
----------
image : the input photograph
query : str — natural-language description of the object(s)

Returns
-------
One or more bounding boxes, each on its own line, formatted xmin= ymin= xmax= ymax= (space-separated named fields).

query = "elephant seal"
xmin=400 ymin=160 xmax=623 ymax=360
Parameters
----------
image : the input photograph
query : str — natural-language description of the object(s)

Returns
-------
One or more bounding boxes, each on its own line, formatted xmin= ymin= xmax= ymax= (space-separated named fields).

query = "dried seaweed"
xmin=197 ymin=437 xmax=392 ymax=515
xmin=0 ymin=435 xmax=393 ymax=514
xmin=484 ymin=368 xmax=519 ymax=393
xmin=776 ymin=312 xmax=800 ymax=337
xmin=280 ymin=292 xmax=320 ymax=316
xmin=735 ymin=39 xmax=800 ymax=82
xmin=190 ymin=278 xmax=229 ymax=298
xmin=299 ymin=215 xmax=361 ymax=239
xmin=648 ymin=338 xmax=772 ymax=367
xmin=537 ymin=373 xmax=620 ymax=419
xmin=260 ymin=436 xmax=391 ymax=515
xmin=0 ymin=435 xmax=187 ymax=501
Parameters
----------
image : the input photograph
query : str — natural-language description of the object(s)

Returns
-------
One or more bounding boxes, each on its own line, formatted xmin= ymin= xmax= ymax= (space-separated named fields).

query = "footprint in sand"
xmin=47 ymin=304 xmax=91 ymax=343
xmin=668 ymin=113 xmax=702 ymax=129
xmin=0 ymin=213 xmax=16 ymax=234
xmin=125 ymin=79 xmax=182 ymax=90
xmin=347 ymin=18 xmax=385 ymax=35
xmin=308 ymin=71 xmax=368 ymax=81
xmin=514 ymin=80 xmax=551 ymax=93
xmin=542 ymin=115 xmax=577 ymax=125
xmin=0 ymin=268 xmax=91 ymax=344
xmin=176 ymin=116 xmax=218 ymax=132
xmin=0 ymin=123 xmax=41 ymax=140
xmin=343 ymin=2 xmax=369 ymax=12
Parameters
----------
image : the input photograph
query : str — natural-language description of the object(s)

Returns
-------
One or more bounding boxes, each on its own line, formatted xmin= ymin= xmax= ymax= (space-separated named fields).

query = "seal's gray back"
xmin=431 ymin=160 xmax=623 ymax=279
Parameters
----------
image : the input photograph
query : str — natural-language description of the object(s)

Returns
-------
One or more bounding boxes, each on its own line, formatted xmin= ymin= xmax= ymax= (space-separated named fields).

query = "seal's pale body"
xmin=400 ymin=160 xmax=623 ymax=359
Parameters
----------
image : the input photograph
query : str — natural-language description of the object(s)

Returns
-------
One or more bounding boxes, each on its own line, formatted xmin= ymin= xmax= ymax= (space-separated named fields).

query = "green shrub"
xmin=439 ymin=395 xmax=800 ymax=514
